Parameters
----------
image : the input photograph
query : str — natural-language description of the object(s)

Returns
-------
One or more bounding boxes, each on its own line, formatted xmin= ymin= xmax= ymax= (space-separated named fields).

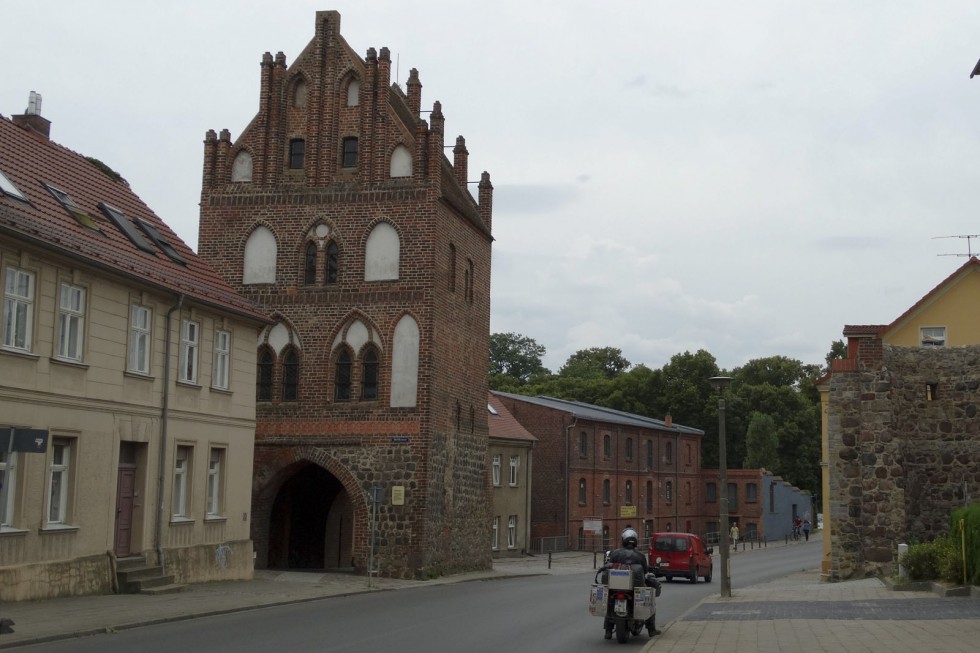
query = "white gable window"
xmin=390 ymin=144 xmax=412 ymax=178
xmin=231 ymin=151 xmax=253 ymax=182
xmin=509 ymin=456 xmax=519 ymax=486
xmin=920 ymin=326 xmax=946 ymax=347
xmin=243 ymin=226 xmax=277 ymax=284
xmin=364 ymin=222 xmax=400 ymax=281
xmin=492 ymin=454 xmax=501 ymax=486
xmin=212 ymin=329 xmax=231 ymax=390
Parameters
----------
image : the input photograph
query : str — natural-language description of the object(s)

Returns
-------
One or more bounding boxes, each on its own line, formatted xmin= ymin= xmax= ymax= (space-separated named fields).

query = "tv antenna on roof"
xmin=933 ymin=234 xmax=980 ymax=258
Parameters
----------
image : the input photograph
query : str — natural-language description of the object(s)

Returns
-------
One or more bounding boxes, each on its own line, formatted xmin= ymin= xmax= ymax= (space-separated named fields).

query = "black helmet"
xmin=621 ymin=528 xmax=638 ymax=549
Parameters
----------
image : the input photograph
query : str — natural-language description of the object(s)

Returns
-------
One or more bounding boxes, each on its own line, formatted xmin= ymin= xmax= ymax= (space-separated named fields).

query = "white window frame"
xmin=173 ymin=445 xmax=192 ymax=519
xmin=491 ymin=454 xmax=501 ymax=486
xmin=47 ymin=438 xmax=72 ymax=525
xmin=508 ymin=515 xmax=517 ymax=549
xmin=920 ymin=326 xmax=946 ymax=347
xmin=179 ymin=319 xmax=200 ymax=383
xmin=212 ymin=329 xmax=231 ymax=390
xmin=509 ymin=455 xmax=519 ymax=486
xmin=129 ymin=305 xmax=152 ymax=374
xmin=0 ymin=450 xmax=17 ymax=529
xmin=3 ymin=266 xmax=35 ymax=352
xmin=492 ymin=516 xmax=499 ymax=550
xmin=57 ymin=282 xmax=86 ymax=361
xmin=206 ymin=447 xmax=224 ymax=517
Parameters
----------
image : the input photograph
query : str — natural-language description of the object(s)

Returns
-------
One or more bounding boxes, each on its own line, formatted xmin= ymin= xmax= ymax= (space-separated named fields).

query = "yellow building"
xmin=817 ymin=257 xmax=980 ymax=578
xmin=488 ymin=393 xmax=535 ymax=557
xmin=0 ymin=102 xmax=268 ymax=600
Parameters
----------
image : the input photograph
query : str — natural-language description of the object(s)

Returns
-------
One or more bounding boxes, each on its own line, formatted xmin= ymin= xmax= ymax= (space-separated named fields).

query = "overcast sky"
xmin=5 ymin=1 xmax=980 ymax=374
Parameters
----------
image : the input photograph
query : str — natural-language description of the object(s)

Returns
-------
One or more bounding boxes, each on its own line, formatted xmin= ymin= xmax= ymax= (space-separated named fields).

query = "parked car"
xmin=649 ymin=532 xmax=713 ymax=583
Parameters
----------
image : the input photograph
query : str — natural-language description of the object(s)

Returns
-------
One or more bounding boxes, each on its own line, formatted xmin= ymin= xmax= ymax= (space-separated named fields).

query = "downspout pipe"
xmin=155 ymin=294 xmax=184 ymax=572
xmin=563 ymin=417 xmax=577 ymax=547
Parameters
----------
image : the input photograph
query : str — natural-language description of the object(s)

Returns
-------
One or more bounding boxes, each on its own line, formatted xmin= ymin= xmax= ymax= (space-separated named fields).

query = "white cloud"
xmin=5 ymin=0 xmax=980 ymax=376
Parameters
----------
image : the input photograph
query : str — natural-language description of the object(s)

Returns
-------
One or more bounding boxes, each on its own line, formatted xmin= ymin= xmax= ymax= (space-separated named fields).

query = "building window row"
xmin=171 ymin=444 xmax=227 ymax=522
xmin=287 ymin=137 xmax=359 ymax=171
xmin=244 ymin=222 xmax=401 ymax=286
xmin=3 ymin=436 xmax=225 ymax=533
xmin=490 ymin=515 xmax=517 ymax=550
xmin=447 ymin=244 xmax=475 ymax=304
xmin=2 ymin=266 xmax=232 ymax=390
xmin=303 ymin=241 xmax=340 ymax=286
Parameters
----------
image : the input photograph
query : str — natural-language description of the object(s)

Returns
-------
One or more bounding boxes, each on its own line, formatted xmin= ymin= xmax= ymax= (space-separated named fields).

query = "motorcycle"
xmin=589 ymin=559 xmax=659 ymax=643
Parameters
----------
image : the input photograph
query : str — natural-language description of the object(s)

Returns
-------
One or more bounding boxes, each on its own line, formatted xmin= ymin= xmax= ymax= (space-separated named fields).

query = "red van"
xmin=649 ymin=532 xmax=713 ymax=583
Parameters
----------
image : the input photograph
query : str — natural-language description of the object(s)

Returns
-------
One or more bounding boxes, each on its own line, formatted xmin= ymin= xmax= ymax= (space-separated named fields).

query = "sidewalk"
xmin=652 ymin=569 xmax=980 ymax=653
xmin=1 ymin=548 xmax=978 ymax=651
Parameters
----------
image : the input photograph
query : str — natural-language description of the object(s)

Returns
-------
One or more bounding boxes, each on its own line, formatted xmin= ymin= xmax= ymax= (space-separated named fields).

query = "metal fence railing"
xmin=532 ymin=536 xmax=569 ymax=554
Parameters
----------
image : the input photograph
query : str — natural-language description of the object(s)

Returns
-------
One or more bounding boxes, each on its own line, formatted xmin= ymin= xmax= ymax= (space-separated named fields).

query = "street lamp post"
xmin=710 ymin=376 xmax=732 ymax=598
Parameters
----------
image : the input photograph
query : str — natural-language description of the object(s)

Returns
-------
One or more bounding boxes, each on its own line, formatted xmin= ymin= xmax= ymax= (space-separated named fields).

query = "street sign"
xmin=1 ymin=427 xmax=49 ymax=453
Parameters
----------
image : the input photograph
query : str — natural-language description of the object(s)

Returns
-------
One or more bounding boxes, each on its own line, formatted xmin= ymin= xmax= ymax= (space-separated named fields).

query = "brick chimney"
xmin=664 ymin=414 xmax=673 ymax=427
xmin=12 ymin=91 xmax=50 ymax=139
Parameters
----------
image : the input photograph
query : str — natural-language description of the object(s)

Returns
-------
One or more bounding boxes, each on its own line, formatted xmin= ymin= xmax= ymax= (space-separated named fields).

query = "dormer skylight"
xmin=44 ymin=182 xmax=103 ymax=232
xmin=0 ymin=169 xmax=28 ymax=203
xmin=98 ymin=202 xmax=156 ymax=254
xmin=137 ymin=218 xmax=186 ymax=265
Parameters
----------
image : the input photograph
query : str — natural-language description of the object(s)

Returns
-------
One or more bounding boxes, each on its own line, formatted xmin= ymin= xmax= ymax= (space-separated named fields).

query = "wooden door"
xmin=114 ymin=466 xmax=136 ymax=556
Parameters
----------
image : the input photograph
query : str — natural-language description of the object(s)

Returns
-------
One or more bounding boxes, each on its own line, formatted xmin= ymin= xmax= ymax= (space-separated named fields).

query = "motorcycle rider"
xmin=604 ymin=527 xmax=662 ymax=639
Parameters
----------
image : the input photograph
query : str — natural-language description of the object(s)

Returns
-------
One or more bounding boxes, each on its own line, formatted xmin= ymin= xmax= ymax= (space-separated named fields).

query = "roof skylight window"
xmin=43 ymin=182 xmax=103 ymax=232
xmin=0 ymin=170 xmax=29 ymax=203
xmin=137 ymin=218 xmax=186 ymax=265
xmin=98 ymin=202 xmax=156 ymax=254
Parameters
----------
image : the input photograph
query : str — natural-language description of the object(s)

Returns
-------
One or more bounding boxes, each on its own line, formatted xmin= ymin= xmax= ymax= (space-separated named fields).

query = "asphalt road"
xmin=20 ymin=540 xmax=822 ymax=653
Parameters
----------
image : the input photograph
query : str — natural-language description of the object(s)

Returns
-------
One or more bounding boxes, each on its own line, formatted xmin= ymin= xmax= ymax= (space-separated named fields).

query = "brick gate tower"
xmin=197 ymin=10 xmax=494 ymax=579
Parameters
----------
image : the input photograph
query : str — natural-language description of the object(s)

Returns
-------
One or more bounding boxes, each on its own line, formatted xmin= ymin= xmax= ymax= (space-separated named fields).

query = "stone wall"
xmin=828 ymin=344 xmax=980 ymax=579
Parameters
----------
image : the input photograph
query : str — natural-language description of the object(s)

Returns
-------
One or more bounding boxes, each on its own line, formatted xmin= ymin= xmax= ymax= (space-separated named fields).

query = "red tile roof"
xmin=0 ymin=115 xmax=267 ymax=323
xmin=488 ymin=392 xmax=536 ymax=443
xmin=842 ymin=324 xmax=886 ymax=337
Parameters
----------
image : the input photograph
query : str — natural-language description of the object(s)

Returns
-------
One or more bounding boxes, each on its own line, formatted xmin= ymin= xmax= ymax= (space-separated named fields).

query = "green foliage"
xmin=486 ymin=335 xmax=834 ymax=498
xmin=900 ymin=533 xmax=964 ymax=583
xmin=559 ymin=347 xmax=631 ymax=379
xmin=824 ymin=339 xmax=847 ymax=373
xmin=744 ymin=412 xmax=779 ymax=470
xmin=951 ymin=503 xmax=980 ymax=585
xmin=489 ymin=333 xmax=548 ymax=384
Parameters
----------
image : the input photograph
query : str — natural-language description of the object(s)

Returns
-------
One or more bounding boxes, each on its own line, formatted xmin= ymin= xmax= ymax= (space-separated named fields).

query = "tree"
xmin=744 ymin=412 xmax=780 ymax=470
xmin=824 ymin=339 xmax=847 ymax=372
xmin=559 ymin=347 xmax=631 ymax=379
xmin=488 ymin=332 xmax=548 ymax=385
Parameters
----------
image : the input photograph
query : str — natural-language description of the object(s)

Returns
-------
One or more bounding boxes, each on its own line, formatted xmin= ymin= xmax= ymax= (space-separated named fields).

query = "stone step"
xmin=139 ymin=583 xmax=187 ymax=596
xmin=122 ymin=573 xmax=177 ymax=593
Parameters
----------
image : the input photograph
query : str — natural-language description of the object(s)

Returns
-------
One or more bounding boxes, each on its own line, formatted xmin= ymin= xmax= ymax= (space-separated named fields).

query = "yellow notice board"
xmin=391 ymin=485 xmax=405 ymax=506
xmin=619 ymin=505 xmax=637 ymax=518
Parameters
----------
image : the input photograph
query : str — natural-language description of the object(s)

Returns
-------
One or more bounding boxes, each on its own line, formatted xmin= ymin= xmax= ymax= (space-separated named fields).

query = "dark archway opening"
xmin=267 ymin=463 xmax=351 ymax=570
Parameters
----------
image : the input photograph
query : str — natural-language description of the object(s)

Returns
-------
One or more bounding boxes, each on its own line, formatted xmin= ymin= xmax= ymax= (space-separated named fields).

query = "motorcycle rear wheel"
xmin=616 ymin=619 xmax=629 ymax=643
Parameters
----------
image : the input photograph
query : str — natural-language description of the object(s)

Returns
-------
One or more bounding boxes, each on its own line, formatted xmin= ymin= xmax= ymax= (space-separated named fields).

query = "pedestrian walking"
xmin=730 ymin=523 xmax=739 ymax=550
xmin=802 ymin=519 xmax=811 ymax=542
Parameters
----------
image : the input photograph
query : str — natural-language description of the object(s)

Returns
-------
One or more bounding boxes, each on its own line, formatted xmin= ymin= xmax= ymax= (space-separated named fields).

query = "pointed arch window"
xmin=257 ymin=348 xmax=274 ymax=402
xmin=289 ymin=139 xmax=305 ymax=169
xmin=448 ymin=244 xmax=457 ymax=292
xmin=325 ymin=241 xmax=339 ymax=284
xmin=361 ymin=347 xmax=379 ymax=400
xmin=335 ymin=349 xmax=352 ymax=402
xmin=282 ymin=348 xmax=299 ymax=401
xmin=304 ymin=242 xmax=317 ymax=285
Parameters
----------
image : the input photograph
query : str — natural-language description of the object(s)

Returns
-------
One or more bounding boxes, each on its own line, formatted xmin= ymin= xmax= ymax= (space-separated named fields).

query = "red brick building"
xmin=492 ymin=392 xmax=704 ymax=551
xmin=197 ymin=11 xmax=494 ymax=579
